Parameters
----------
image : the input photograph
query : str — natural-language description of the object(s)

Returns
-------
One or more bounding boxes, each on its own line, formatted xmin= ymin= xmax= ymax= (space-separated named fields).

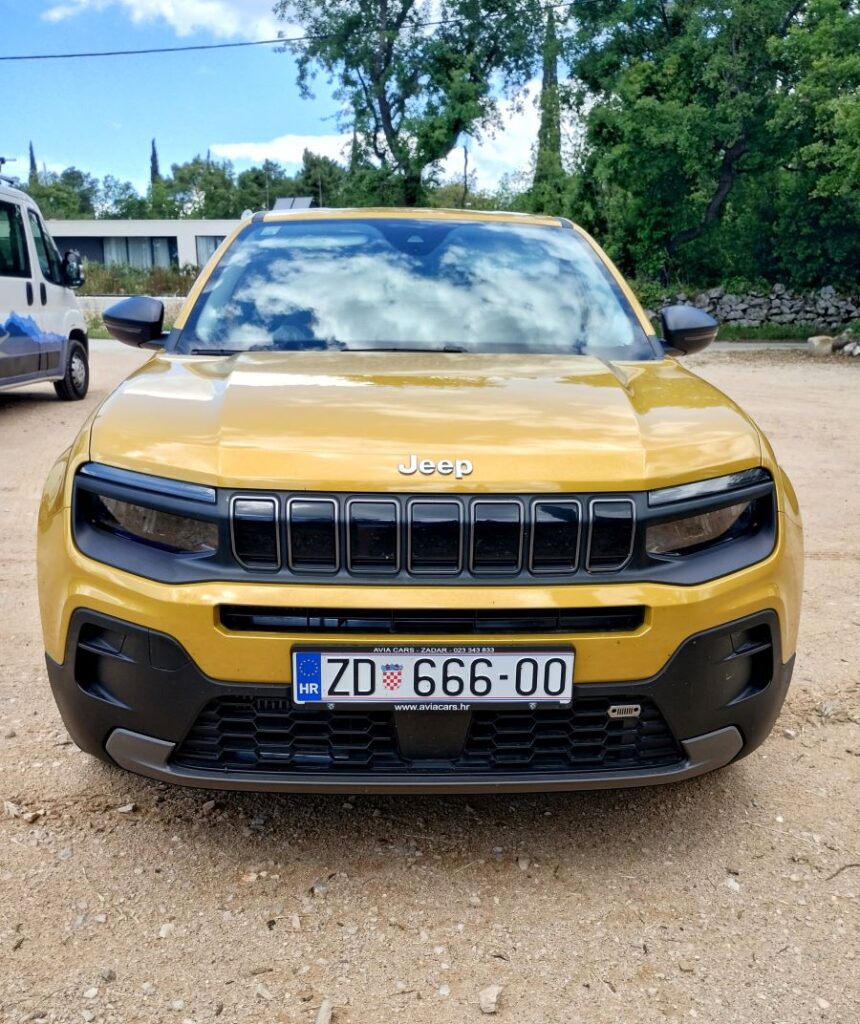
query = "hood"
xmin=88 ymin=351 xmax=761 ymax=492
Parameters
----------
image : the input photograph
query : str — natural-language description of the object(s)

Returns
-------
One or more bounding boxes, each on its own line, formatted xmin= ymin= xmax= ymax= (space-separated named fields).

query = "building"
xmin=47 ymin=218 xmax=241 ymax=270
xmin=48 ymin=199 xmax=318 ymax=270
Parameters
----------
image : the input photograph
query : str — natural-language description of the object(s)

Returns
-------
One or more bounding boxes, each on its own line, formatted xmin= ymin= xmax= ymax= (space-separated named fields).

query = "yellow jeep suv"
xmin=37 ymin=209 xmax=803 ymax=793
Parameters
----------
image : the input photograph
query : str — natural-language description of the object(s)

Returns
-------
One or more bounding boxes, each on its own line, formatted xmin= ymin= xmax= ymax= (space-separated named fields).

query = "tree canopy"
xmin=564 ymin=0 xmax=860 ymax=286
xmin=14 ymin=0 xmax=859 ymax=291
xmin=275 ymin=0 xmax=543 ymax=203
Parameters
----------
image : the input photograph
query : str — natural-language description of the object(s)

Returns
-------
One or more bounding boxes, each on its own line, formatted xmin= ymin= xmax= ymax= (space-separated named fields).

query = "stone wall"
xmin=646 ymin=285 xmax=860 ymax=328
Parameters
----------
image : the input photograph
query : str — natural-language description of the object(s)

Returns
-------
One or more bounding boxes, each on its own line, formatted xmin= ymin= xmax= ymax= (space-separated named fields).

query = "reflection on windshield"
xmin=177 ymin=219 xmax=653 ymax=358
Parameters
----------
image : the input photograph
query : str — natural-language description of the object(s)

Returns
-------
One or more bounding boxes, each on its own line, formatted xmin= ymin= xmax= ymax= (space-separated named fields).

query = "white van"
xmin=0 ymin=177 xmax=89 ymax=400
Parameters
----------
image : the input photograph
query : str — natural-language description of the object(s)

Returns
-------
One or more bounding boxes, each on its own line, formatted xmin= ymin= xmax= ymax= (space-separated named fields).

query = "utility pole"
xmin=462 ymin=144 xmax=469 ymax=209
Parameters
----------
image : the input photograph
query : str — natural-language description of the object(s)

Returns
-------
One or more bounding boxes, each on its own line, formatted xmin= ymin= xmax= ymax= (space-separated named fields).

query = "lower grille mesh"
xmin=458 ymin=698 xmax=682 ymax=771
xmin=173 ymin=699 xmax=402 ymax=772
xmin=172 ymin=696 xmax=682 ymax=775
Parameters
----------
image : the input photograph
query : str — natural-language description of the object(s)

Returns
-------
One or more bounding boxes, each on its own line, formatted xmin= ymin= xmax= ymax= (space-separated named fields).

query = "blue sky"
xmin=0 ymin=0 xmax=539 ymax=193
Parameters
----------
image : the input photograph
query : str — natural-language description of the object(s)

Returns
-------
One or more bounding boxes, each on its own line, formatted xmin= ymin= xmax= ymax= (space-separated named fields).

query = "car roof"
xmin=0 ymin=181 xmax=34 ymax=204
xmin=254 ymin=207 xmax=569 ymax=228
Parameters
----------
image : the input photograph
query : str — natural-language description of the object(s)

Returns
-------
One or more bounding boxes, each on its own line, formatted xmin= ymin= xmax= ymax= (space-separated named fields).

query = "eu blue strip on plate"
xmin=294 ymin=652 xmax=322 ymax=701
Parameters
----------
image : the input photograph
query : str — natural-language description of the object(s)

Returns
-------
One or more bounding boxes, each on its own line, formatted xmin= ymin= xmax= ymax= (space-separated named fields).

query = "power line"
xmin=0 ymin=1 xmax=588 ymax=62
xmin=0 ymin=36 xmax=288 ymax=61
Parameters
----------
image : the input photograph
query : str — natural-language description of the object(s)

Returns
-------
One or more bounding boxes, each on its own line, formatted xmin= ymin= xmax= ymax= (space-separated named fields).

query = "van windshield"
xmin=174 ymin=218 xmax=655 ymax=359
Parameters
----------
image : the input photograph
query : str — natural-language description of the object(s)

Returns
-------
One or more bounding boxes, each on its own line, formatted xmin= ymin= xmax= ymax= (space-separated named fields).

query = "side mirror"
xmin=660 ymin=305 xmax=719 ymax=355
xmin=104 ymin=296 xmax=168 ymax=349
xmin=62 ymin=249 xmax=85 ymax=289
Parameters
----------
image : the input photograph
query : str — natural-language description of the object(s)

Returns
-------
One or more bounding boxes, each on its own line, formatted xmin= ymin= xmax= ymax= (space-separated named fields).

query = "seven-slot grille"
xmin=229 ymin=494 xmax=635 ymax=581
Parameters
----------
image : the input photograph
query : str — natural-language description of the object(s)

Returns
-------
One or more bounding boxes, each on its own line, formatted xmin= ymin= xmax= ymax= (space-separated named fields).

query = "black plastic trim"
xmin=105 ymin=726 xmax=743 ymax=793
xmin=47 ymin=607 xmax=793 ymax=791
xmin=229 ymin=494 xmax=280 ymax=571
xmin=217 ymin=605 xmax=647 ymax=635
xmin=71 ymin=466 xmax=777 ymax=588
xmin=586 ymin=497 xmax=636 ymax=573
xmin=79 ymin=462 xmax=217 ymax=504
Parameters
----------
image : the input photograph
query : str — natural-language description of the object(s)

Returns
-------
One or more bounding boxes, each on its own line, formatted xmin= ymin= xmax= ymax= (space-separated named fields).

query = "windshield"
xmin=174 ymin=218 xmax=654 ymax=358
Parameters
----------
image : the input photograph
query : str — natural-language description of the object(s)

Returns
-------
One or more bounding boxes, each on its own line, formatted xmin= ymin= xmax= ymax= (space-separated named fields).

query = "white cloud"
xmin=211 ymin=133 xmax=349 ymax=168
xmin=441 ymin=83 xmax=541 ymax=190
xmin=211 ymin=82 xmax=543 ymax=191
xmin=42 ymin=0 xmax=284 ymax=40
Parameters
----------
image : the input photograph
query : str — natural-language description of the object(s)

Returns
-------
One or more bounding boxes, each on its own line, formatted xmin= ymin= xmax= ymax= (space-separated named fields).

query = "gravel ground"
xmin=1 ymin=345 xmax=858 ymax=1024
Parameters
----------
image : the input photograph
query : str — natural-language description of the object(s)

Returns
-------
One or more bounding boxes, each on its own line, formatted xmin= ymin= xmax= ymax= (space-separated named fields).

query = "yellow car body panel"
xmin=82 ymin=351 xmax=765 ymax=493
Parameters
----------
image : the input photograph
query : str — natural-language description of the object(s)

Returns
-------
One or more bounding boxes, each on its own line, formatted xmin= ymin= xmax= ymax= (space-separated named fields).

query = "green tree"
xmin=98 ymin=176 xmax=150 ymax=219
xmin=275 ymin=0 xmax=543 ymax=204
xmin=529 ymin=7 xmax=566 ymax=214
xmin=425 ymin=174 xmax=497 ymax=209
xmin=566 ymin=1 xmax=828 ymax=280
xmin=236 ymin=160 xmax=294 ymax=212
xmin=764 ymin=0 xmax=860 ymax=287
xmin=26 ymin=167 xmax=100 ymax=219
xmin=163 ymin=156 xmax=239 ymax=217
xmin=150 ymin=139 xmax=161 ymax=185
xmin=146 ymin=177 xmax=179 ymax=219
xmin=295 ymin=149 xmax=348 ymax=206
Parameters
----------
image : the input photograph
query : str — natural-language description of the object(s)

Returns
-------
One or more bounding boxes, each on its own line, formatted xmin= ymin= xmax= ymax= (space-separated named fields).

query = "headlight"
xmin=646 ymin=501 xmax=750 ymax=555
xmin=74 ymin=464 xmax=220 ymax=567
xmin=87 ymin=494 xmax=218 ymax=554
xmin=648 ymin=468 xmax=769 ymax=506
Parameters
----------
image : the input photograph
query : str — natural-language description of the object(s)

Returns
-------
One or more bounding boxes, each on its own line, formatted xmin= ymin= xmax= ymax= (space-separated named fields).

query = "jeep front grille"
xmin=227 ymin=493 xmax=636 ymax=582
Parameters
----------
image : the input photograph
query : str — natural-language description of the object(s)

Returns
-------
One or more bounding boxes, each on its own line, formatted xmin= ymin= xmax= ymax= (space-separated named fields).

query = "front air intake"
xmin=218 ymin=605 xmax=647 ymax=635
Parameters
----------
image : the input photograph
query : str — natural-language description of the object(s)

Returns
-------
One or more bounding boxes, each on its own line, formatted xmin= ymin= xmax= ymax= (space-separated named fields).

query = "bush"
xmin=629 ymin=280 xmax=701 ymax=311
xmin=80 ymin=262 xmax=198 ymax=297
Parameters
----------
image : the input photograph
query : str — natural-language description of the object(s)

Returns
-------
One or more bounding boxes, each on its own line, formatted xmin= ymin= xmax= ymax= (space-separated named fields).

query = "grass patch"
xmin=80 ymin=262 xmax=197 ymax=297
xmin=86 ymin=312 xmax=175 ymax=341
xmin=716 ymin=323 xmax=853 ymax=341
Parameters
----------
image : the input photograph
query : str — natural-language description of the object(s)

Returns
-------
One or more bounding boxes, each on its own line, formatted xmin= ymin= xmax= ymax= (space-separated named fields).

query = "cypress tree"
xmin=150 ymin=139 xmax=161 ymax=184
xmin=531 ymin=9 xmax=566 ymax=214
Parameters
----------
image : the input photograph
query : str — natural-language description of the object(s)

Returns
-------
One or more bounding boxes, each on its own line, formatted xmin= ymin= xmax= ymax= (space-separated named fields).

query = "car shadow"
xmin=82 ymin=755 xmax=757 ymax=869
xmin=0 ymin=389 xmax=59 ymax=409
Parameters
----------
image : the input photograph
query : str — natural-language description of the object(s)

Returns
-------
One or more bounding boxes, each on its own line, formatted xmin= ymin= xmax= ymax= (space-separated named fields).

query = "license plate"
xmin=291 ymin=645 xmax=574 ymax=708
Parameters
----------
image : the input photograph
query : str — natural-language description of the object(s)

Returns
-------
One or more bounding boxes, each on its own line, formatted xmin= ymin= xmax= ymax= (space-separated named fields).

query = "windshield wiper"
xmin=188 ymin=348 xmax=244 ymax=356
xmin=350 ymin=344 xmax=467 ymax=353
xmin=186 ymin=344 xmax=470 ymax=355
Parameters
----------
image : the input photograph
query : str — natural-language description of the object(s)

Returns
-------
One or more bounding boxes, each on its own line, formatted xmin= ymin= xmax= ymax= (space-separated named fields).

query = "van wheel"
xmin=54 ymin=340 xmax=89 ymax=401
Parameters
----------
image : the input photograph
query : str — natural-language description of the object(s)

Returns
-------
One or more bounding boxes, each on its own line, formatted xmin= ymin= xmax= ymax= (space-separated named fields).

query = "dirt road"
xmin=1 ymin=345 xmax=858 ymax=1024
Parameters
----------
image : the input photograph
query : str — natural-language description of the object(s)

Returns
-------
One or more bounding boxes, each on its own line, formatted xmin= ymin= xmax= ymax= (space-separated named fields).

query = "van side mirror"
xmin=660 ymin=305 xmax=719 ymax=355
xmin=62 ymin=249 xmax=85 ymax=289
xmin=104 ymin=296 xmax=168 ymax=349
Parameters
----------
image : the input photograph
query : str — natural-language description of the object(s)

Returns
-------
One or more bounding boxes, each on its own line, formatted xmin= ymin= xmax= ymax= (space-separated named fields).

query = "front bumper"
xmin=102 ymin=726 xmax=744 ymax=794
xmin=46 ymin=608 xmax=794 ymax=793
